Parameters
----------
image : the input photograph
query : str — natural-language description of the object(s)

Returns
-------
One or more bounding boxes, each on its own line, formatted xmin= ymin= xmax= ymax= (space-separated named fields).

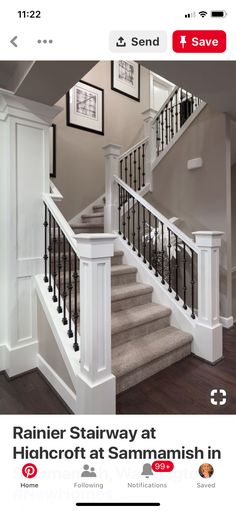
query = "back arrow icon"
xmin=10 ymin=36 xmax=18 ymax=47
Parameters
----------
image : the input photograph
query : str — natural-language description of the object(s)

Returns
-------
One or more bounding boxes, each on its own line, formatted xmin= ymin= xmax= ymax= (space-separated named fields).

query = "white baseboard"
xmin=38 ymin=354 xmax=77 ymax=413
xmin=220 ymin=316 xmax=234 ymax=328
xmin=5 ymin=340 xmax=38 ymax=377
xmin=0 ymin=344 xmax=6 ymax=371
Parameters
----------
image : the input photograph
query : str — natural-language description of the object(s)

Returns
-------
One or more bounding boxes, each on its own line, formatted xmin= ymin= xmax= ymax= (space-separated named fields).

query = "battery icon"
xmin=211 ymin=10 xmax=227 ymax=17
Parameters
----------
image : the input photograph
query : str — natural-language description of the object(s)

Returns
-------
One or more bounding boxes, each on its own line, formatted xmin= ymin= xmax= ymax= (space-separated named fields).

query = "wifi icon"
xmin=199 ymin=10 xmax=208 ymax=17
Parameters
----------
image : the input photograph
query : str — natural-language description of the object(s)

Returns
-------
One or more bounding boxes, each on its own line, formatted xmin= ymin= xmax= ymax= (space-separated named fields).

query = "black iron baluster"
xmin=142 ymin=144 xmax=145 ymax=187
xmin=167 ymin=228 xmax=172 ymax=292
xmin=127 ymin=193 xmax=131 ymax=245
xmin=175 ymin=90 xmax=178 ymax=135
xmin=48 ymin=210 xmax=53 ymax=292
xmin=183 ymin=242 xmax=187 ymax=310
xmin=137 ymin=202 xmax=141 ymax=257
xmin=125 ymin=156 xmax=128 ymax=184
xmin=138 ymin=146 xmax=141 ymax=190
xmin=191 ymin=249 xmax=196 ymax=319
xmin=156 ymin=119 xmax=160 ymax=156
xmin=134 ymin=150 xmax=137 ymax=191
xmin=67 ymin=244 xmax=73 ymax=338
xmin=118 ymin=184 xmax=122 ymax=235
xmin=73 ymin=252 xmax=79 ymax=351
xmin=161 ymin=221 xmax=165 ymax=284
xmin=165 ymin=106 xmax=168 ymax=146
xmin=43 ymin=203 xmax=48 ymax=283
xmin=57 ymin=226 xmax=62 ymax=313
xmin=132 ymin=197 xmax=136 ymax=251
xmin=148 ymin=211 xmax=152 ymax=270
xmin=175 ymin=234 xmax=179 ymax=300
xmin=120 ymin=159 xmax=123 ymax=180
xmin=170 ymin=97 xmax=174 ymax=140
xmin=52 ymin=217 xmax=57 ymax=302
xmin=143 ymin=206 xmax=146 ymax=263
xmin=129 ymin=153 xmax=132 ymax=188
xmin=122 ymin=186 xmax=126 ymax=240
xmin=155 ymin=217 xmax=158 ymax=276
xmin=62 ymin=235 xmax=68 ymax=325
xmin=161 ymin=111 xmax=164 ymax=151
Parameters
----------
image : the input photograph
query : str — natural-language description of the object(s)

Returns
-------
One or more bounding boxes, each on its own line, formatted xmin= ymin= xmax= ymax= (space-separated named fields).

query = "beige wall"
xmin=53 ymin=61 xmax=150 ymax=220
xmin=147 ymin=105 xmax=232 ymax=318
xmin=231 ymin=163 xmax=236 ymax=320
xmin=37 ymin=299 xmax=75 ymax=392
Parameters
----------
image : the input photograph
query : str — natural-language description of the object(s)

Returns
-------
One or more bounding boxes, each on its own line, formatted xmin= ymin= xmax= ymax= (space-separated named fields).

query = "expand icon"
xmin=210 ymin=389 xmax=227 ymax=406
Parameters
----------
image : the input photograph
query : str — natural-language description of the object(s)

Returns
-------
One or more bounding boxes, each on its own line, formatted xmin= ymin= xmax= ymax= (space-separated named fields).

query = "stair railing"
xmin=152 ymin=86 xmax=202 ymax=157
xmin=113 ymin=176 xmax=223 ymax=338
xmin=119 ymin=136 xmax=149 ymax=190
xmin=42 ymin=184 xmax=116 ymax=412
xmin=115 ymin=176 xmax=198 ymax=318
xmin=43 ymin=188 xmax=80 ymax=351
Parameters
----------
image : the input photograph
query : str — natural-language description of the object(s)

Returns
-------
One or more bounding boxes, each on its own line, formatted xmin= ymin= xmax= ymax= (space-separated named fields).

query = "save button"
xmin=172 ymin=30 xmax=226 ymax=53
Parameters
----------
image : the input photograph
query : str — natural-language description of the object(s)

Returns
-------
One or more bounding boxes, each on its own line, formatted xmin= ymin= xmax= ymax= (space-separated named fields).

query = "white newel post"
xmin=142 ymin=108 xmax=157 ymax=190
xmin=75 ymin=233 xmax=116 ymax=414
xmin=0 ymin=92 xmax=61 ymax=376
xmin=193 ymin=231 xmax=224 ymax=363
xmin=103 ymin=144 xmax=122 ymax=233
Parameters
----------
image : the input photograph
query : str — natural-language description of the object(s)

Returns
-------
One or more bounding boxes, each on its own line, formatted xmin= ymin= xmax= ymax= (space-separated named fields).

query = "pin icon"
xmin=22 ymin=463 xmax=37 ymax=478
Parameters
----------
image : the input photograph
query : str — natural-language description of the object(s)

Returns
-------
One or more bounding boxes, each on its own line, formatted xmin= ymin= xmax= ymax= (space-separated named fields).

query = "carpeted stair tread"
xmin=112 ymin=326 xmax=192 ymax=377
xmin=111 ymin=264 xmax=137 ymax=276
xmin=111 ymin=303 xmax=171 ymax=335
xmin=111 ymin=282 xmax=153 ymax=302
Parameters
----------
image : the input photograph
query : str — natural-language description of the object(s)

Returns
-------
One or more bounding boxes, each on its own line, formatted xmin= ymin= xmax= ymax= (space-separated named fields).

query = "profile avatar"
xmin=199 ymin=463 xmax=214 ymax=478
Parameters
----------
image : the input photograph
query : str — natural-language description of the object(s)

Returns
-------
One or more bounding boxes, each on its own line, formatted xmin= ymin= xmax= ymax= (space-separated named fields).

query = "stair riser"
xmin=69 ymin=290 xmax=152 ymax=315
xmin=111 ymin=272 xmax=137 ymax=286
xmin=93 ymin=206 xmax=104 ymax=213
xmin=81 ymin=215 xmax=104 ymax=225
xmin=116 ymin=343 xmax=191 ymax=394
xmin=112 ymin=292 xmax=152 ymax=313
xmin=73 ymin=226 xmax=104 ymax=234
xmin=112 ymin=315 xmax=170 ymax=347
xmin=111 ymin=255 xmax=123 ymax=266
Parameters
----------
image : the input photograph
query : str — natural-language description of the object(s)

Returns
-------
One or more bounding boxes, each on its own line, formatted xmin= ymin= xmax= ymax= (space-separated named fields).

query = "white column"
xmin=74 ymin=233 xmax=116 ymax=414
xmin=142 ymin=108 xmax=157 ymax=190
xmin=0 ymin=92 xmax=61 ymax=376
xmin=103 ymin=143 xmax=122 ymax=233
xmin=193 ymin=231 xmax=224 ymax=363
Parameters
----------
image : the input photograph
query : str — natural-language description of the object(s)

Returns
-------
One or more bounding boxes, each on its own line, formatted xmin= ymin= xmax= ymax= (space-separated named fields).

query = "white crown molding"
xmin=0 ymin=91 xmax=62 ymax=124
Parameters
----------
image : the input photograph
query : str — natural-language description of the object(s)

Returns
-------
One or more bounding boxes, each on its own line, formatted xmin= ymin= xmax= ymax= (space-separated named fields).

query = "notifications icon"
xmin=22 ymin=463 xmax=38 ymax=478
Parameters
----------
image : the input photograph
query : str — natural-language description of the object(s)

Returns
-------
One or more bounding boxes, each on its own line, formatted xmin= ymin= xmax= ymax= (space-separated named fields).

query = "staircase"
xmin=65 ymin=200 xmax=192 ymax=395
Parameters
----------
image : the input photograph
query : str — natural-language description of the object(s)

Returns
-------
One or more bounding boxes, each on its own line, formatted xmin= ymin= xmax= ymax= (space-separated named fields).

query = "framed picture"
xmin=49 ymin=124 xmax=56 ymax=178
xmin=111 ymin=61 xmax=140 ymax=102
xmin=66 ymin=80 xmax=104 ymax=135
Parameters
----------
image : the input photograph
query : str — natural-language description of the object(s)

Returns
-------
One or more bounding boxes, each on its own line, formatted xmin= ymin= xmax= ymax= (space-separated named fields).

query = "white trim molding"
xmin=220 ymin=316 xmax=234 ymax=328
xmin=5 ymin=340 xmax=38 ymax=378
xmin=38 ymin=354 xmax=77 ymax=413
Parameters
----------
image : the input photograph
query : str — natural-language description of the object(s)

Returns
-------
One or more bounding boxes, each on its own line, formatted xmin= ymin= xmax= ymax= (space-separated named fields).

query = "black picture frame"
xmin=111 ymin=61 xmax=140 ymax=102
xmin=66 ymin=80 xmax=104 ymax=136
xmin=50 ymin=124 xmax=56 ymax=178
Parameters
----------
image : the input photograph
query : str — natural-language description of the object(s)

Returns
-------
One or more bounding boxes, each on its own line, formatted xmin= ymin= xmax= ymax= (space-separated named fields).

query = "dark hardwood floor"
xmin=0 ymin=371 xmax=70 ymax=414
xmin=116 ymin=327 xmax=236 ymax=414
xmin=0 ymin=328 xmax=235 ymax=414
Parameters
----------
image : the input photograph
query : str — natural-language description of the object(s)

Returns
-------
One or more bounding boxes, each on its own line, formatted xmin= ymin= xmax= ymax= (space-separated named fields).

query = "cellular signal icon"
xmin=199 ymin=11 xmax=208 ymax=17
xmin=185 ymin=12 xmax=196 ymax=18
